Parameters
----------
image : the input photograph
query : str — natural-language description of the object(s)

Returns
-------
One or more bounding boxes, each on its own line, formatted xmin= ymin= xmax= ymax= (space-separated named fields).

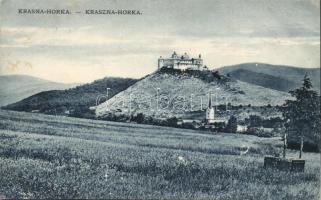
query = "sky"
xmin=0 ymin=0 xmax=320 ymax=83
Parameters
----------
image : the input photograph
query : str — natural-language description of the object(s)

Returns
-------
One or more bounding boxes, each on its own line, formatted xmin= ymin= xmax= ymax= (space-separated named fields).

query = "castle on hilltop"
xmin=158 ymin=51 xmax=204 ymax=71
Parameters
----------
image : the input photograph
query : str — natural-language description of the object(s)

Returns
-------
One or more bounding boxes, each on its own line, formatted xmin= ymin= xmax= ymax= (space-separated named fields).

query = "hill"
xmin=218 ymin=63 xmax=320 ymax=92
xmin=226 ymin=69 xmax=298 ymax=92
xmin=3 ymin=77 xmax=137 ymax=117
xmin=95 ymin=70 xmax=291 ymax=119
xmin=0 ymin=75 xmax=78 ymax=106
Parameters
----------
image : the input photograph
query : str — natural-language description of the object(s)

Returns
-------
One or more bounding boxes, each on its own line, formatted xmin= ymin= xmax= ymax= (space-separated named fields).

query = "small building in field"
xmin=237 ymin=125 xmax=248 ymax=133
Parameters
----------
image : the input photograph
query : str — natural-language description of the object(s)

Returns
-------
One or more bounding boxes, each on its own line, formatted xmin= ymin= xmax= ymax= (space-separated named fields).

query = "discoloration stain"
xmin=6 ymin=60 xmax=33 ymax=72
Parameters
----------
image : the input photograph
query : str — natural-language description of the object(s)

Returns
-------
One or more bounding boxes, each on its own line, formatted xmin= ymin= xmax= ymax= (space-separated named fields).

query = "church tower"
xmin=206 ymin=96 xmax=215 ymax=124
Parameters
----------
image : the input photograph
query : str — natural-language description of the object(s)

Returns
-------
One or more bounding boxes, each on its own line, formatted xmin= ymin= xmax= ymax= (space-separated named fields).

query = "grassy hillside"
xmin=96 ymin=70 xmax=291 ymax=119
xmin=0 ymin=110 xmax=319 ymax=199
xmin=3 ymin=77 xmax=137 ymax=118
xmin=0 ymin=75 xmax=78 ymax=106
xmin=227 ymin=69 xmax=298 ymax=92
xmin=218 ymin=63 xmax=320 ymax=92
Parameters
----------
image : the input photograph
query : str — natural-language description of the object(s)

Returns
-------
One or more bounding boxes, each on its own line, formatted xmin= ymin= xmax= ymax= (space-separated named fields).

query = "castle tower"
xmin=206 ymin=96 xmax=215 ymax=124
xmin=158 ymin=56 xmax=163 ymax=69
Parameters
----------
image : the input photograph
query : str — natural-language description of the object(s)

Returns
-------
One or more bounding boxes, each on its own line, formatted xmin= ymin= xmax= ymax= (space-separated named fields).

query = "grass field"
xmin=0 ymin=110 xmax=319 ymax=199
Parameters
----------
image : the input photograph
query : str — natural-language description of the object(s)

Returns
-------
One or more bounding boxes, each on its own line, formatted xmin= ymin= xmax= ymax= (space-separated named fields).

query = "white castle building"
xmin=158 ymin=51 xmax=203 ymax=71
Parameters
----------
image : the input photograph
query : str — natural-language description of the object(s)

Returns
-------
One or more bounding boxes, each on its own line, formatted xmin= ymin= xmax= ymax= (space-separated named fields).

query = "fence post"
xmin=283 ymin=133 xmax=287 ymax=158
xmin=299 ymin=135 xmax=303 ymax=159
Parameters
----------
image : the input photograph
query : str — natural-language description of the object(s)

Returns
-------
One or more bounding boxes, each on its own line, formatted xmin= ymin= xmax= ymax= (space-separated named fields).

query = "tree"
xmin=282 ymin=74 xmax=321 ymax=157
xmin=225 ymin=115 xmax=237 ymax=133
xmin=248 ymin=115 xmax=263 ymax=128
xmin=166 ymin=117 xmax=178 ymax=127
xmin=132 ymin=113 xmax=145 ymax=124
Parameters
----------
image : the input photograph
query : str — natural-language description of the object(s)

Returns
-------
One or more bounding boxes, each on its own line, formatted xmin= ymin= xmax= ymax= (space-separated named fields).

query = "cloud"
xmin=309 ymin=0 xmax=320 ymax=8
xmin=2 ymin=32 xmax=319 ymax=77
xmin=1 ymin=0 xmax=319 ymax=37
xmin=0 ymin=0 xmax=319 ymax=83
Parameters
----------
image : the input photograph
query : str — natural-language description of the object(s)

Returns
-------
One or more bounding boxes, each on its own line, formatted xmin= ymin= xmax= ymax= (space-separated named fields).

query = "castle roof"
xmin=168 ymin=51 xmax=200 ymax=60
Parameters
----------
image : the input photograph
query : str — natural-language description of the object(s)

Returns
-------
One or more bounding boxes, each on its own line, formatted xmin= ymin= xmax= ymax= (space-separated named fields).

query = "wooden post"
xmin=299 ymin=135 xmax=303 ymax=159
xmin=283 ymin=133 xmax=287 ymax=158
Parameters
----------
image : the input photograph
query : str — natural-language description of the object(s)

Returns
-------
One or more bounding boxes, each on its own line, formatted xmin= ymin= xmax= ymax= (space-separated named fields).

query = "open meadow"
xmin=0 ymin=110 xmax=320 ymax=199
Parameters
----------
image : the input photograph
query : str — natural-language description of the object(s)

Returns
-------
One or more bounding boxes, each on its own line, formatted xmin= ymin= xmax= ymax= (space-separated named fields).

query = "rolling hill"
xmin=226 ymin=69 xmax=298 ymax=92
xmin=95 ymin=70 xmax=292 ymax=119
xmin=3 ymin=77 xmax=137 ymax=117
xmin=6 ymin=63 xmax=315 ymax=120
xmin=218 ymin=63 xmax=320 ymax=92
xmin=0 ymin=75 xmax=78 ymax=106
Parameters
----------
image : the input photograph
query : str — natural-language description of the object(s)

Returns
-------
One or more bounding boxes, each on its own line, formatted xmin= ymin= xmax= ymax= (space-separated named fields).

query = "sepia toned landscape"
xmin=0 ymin=0 xmax=320 ymax=199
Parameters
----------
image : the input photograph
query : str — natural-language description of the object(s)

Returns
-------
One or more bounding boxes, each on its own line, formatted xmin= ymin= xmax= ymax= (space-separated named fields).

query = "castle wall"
xmin=158 ymin=57 xmax=203 ymax=70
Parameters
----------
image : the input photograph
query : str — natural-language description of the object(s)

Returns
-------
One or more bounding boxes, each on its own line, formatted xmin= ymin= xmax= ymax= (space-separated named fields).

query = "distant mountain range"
xmin=218 ymin=63 xmax=320 ymax=92
xmin=0 ymin=75 xmax=78 ymax=106
xmin=3 ymin=76 xmax=137 ymax=117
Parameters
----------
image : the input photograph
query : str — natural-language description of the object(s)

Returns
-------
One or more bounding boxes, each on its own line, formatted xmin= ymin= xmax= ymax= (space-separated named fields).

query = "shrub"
xmin=131 ymin=113 xmax=145 ymax=124
xmin=245 ymin=127 xmax=273 ymax=137
xmin=225 ymin=116 xmax=237 ymax=133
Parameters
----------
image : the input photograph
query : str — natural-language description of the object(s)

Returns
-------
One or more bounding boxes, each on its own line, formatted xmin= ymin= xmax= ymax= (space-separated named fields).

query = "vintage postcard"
xmin=0 ymin=0 xmax=320 ymax=199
